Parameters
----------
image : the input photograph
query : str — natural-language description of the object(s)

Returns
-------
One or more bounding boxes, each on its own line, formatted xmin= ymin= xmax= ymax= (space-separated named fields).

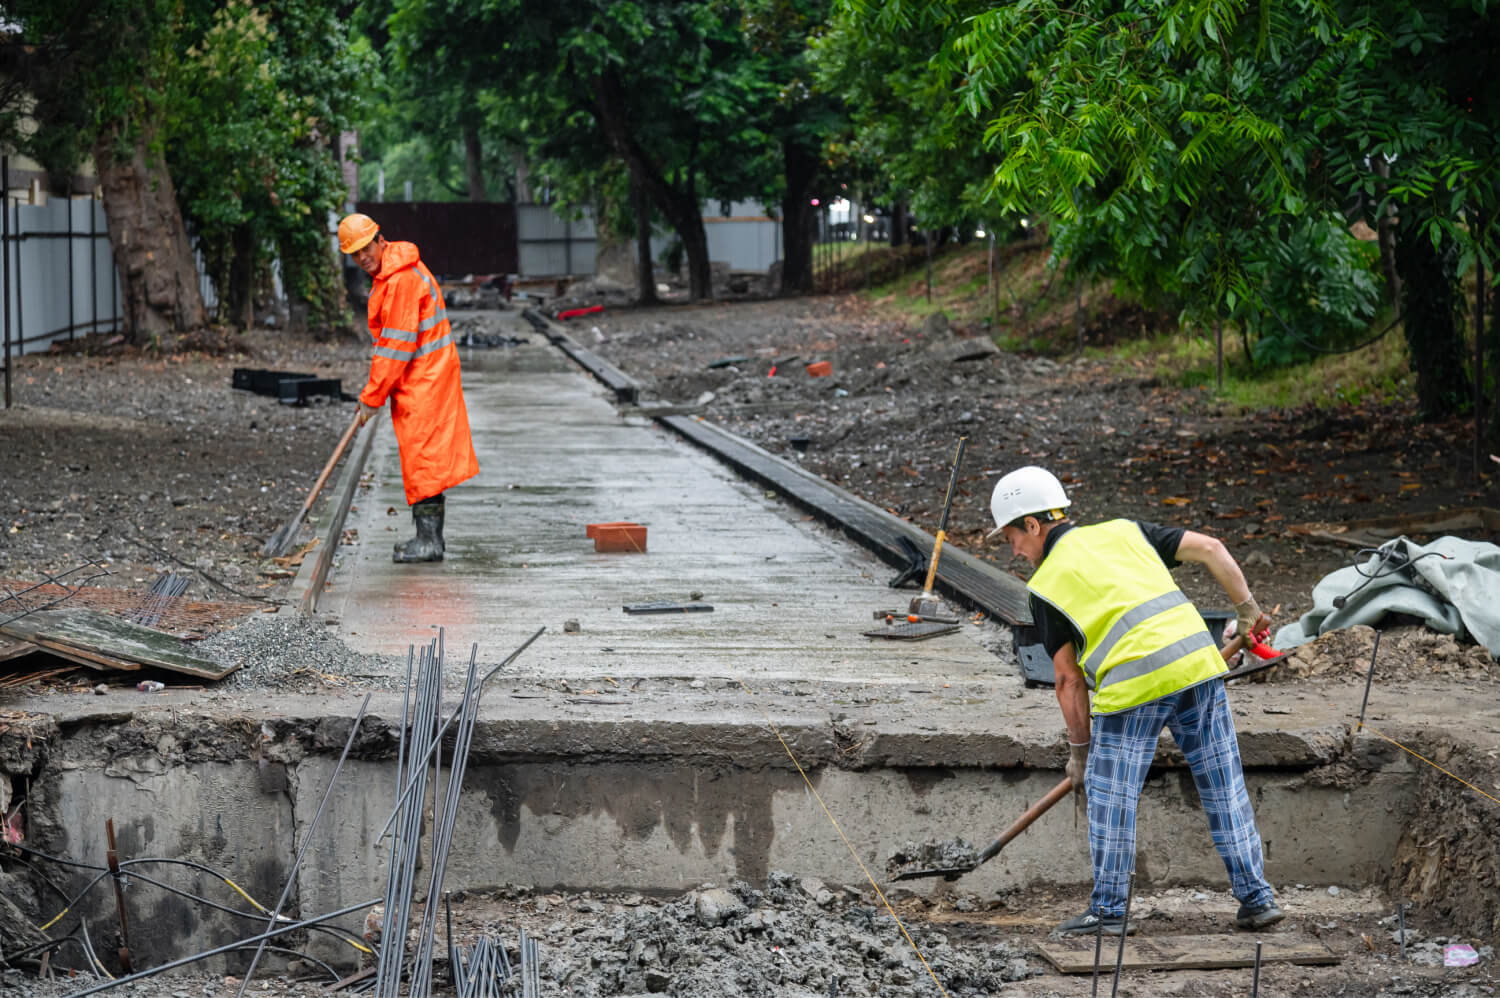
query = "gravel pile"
xmin=199 ymin=613 xmax=400 ymax=691
xmin=529 ymin=873 xmax=1037 ymax=997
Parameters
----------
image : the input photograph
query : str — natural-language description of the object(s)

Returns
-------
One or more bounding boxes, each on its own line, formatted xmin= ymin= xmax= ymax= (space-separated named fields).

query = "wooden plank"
xmin=25 ymin=637 xmax=141 ymax=673
xmin=1038 ymin=933 xmax=1338 ymax=974
xmin=0 ymin=636 xmax=36 ymax=663
xmin=0 ymin=608 xmax=234 ymax=680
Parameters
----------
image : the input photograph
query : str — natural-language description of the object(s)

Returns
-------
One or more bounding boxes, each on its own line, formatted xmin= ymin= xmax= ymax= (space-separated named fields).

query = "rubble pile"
xmin=533 ymin=873 xmax=1036 ymax=997
xmin=1260 ymin=625 xmax=1495 ymax=684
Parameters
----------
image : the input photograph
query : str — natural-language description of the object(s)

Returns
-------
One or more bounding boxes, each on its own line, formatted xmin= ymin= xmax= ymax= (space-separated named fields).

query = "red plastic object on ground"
xmin=586 ymin=521 xmax=647 ymax=553
xmin=557 ymin=304 xmax=605 ymax=321
xmin=805 ymin=360 xmax=833 ymax=377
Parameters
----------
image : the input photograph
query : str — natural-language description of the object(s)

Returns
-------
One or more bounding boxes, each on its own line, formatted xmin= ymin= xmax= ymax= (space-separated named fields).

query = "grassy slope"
xmin=817 ymin=237 xmax=1414 ymax=415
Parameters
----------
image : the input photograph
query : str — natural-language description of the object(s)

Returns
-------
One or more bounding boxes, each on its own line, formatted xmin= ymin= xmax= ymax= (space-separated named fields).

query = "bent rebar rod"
xmin=61 ymin=898 xmax=380 ymax=997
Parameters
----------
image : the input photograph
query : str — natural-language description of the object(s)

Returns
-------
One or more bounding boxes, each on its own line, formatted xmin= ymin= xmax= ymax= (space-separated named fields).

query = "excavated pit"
xmin=3 ymin=674 xmax=1494 ymax=992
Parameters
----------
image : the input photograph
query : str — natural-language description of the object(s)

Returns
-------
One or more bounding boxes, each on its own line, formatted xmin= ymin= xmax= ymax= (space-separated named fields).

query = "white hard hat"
xmin=988 ymin=466 xmax=1071 ymax=538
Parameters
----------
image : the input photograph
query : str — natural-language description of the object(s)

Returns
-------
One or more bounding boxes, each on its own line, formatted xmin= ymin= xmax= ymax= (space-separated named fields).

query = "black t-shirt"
xmin=1029 ymin=521 xmax=1187 ymax=658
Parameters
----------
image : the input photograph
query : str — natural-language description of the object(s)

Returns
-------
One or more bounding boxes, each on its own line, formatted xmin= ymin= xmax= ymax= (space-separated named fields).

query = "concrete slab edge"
xmin=288 ymin=411 xmax=383 ymax=614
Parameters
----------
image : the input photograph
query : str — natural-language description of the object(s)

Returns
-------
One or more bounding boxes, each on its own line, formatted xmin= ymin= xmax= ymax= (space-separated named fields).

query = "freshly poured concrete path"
xmin=323 ymin=318 xmax=1006 ymax=685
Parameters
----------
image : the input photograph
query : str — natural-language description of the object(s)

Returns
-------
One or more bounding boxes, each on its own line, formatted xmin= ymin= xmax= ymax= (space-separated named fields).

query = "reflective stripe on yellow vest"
xmin=1027 ymin=519 xmax=1226 ymax=715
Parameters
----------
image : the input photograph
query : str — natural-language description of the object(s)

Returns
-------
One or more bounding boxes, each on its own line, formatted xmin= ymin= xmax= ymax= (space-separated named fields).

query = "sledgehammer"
xmin=908 ymin=437 xmax=967 ymax=618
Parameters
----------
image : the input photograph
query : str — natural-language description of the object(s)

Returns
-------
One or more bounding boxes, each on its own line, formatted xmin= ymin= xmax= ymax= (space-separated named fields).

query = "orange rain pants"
xmin=359 ymin=240 xmax=479 ymax=505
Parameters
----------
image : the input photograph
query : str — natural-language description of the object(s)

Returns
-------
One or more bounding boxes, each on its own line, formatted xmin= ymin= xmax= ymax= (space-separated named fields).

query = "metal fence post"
xmin=67 ymin=194 xmax=75 ymax=340
xmin=90 ymin=196 xmax=98 ymax=335
xmin=3 ymin=155 xmax=10 ymax=409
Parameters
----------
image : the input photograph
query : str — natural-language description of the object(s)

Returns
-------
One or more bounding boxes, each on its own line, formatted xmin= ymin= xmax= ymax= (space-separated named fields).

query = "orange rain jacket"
xmin=360 ymin=241 xmax=479 ymax=505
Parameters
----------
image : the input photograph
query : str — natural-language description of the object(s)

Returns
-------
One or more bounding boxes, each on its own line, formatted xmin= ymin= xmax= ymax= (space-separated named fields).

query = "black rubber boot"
xmin=393 ymin=494 xmax=444 ymax=563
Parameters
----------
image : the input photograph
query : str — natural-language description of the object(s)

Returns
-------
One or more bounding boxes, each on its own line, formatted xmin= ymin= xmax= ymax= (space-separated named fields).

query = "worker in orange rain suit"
xmin=338 ymin=212 xmax=479 ymax=563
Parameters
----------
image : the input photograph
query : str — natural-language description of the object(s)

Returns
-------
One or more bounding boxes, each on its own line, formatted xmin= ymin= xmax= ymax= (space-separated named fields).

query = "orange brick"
xmin=805 ymin=360 xmax=833 ymax=378
xmin=586 ymin=522 xmax=647 ymax=553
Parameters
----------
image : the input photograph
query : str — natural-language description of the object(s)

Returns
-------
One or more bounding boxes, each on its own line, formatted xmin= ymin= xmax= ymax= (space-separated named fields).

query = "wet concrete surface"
xmin=320 ymin=312 xmax=1007 ymax=687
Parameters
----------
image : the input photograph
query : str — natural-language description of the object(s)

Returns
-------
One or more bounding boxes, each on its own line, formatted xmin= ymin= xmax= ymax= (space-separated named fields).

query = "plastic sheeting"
xmin=1274 ymin=535 xmax=1500 ymax=658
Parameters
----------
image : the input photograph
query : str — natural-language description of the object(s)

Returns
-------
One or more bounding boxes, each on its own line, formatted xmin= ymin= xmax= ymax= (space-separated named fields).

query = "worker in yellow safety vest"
xmin=338 ymin=212 xmax=479 ymax=563
xmin=989 ymin=466 xmax=1284 ymax=936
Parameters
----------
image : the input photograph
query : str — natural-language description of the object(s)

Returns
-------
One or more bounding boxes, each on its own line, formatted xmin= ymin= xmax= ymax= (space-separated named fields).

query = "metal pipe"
xmin=15 ymin=193 xmax=23 ymax=368
xmin=1251 ymin=939 xmax=1262 ymax=997
xmin=235 ymin=692 xmax=372 ymax=996
xmin=1110 ymin=871 xmax=1134 ymax=998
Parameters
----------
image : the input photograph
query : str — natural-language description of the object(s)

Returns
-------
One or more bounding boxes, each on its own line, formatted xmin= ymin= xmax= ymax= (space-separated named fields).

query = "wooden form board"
xmin=1038 ymin=933 xmax=1338 ymax=973
xmin=0 ymin=608 xmax=233 ymax=680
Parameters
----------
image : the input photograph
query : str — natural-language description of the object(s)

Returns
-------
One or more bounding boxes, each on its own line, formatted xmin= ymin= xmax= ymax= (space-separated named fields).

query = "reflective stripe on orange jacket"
xmin=360 ymin=240 xmax=479 ymax=505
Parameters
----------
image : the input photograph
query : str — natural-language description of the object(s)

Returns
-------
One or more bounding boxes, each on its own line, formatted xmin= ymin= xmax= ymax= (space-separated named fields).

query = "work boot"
xmin=1235 ymin=900 xmax=1285 ymax=930
xmin=1055 ymin=910 xmax=1136 ymax=937
xmin=393 ymin=494 xmax=444 ymax=563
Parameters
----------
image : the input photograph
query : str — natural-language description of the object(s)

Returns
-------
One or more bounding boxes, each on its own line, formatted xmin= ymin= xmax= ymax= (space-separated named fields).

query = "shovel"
xmin=259 ymin=411 xmax=363 ymax=558
xmin=892 ymin=632 xmax=1252 ymax=883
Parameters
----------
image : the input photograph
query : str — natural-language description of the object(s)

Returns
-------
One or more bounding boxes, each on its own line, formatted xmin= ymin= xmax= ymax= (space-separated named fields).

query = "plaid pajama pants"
xmin=1086 ymin=678 xmax=1275 ymax=917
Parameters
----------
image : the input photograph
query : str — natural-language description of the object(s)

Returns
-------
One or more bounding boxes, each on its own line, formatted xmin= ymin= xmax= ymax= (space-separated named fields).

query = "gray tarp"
xmin=1274 ymin=535 xmax=1500 ymax=658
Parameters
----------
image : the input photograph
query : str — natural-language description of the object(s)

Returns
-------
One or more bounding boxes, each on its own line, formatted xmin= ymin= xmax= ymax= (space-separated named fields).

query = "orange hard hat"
xmin=338 ymin=213 xmax=379 ymax=254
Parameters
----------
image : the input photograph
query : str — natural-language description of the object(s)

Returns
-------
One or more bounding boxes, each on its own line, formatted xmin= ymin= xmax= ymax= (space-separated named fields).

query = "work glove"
xmin=1234 ymin=595 xmax=1268 ymax=644
xmin=1066 ymin=740 xmax=1089 ymax=793
xmin=1067 ymin=740 xmax=1089 ymax=828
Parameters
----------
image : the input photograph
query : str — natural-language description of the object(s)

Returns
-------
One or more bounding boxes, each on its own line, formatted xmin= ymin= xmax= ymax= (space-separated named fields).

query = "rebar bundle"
xmin=373 ymin=627 xmax=545 ymax=997
xmin=129 ymin=572 xmax=190 ymax=628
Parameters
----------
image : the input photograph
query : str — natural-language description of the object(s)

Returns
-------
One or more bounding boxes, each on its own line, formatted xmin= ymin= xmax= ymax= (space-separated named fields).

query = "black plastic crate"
xmin=278 ymin=377 xmax=342 ymax=406
xmin=233 ymin=368 xmax=315 ymax=395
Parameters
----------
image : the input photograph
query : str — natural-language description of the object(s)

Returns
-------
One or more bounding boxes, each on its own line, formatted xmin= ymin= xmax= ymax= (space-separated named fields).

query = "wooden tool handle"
xmin=975 ymin=776 xmax=1075 ymax=867
xmin=294 ymin=412 xmax=362 ymax=521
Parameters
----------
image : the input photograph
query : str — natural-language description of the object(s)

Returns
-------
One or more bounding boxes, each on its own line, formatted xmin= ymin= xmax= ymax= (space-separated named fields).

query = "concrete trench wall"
xmin=10 ymin=714 xmax=1424 ymax=974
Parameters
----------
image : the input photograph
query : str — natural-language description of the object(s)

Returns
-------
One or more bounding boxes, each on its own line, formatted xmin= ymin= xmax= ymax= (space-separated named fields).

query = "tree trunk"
xmin=463 ymin=124 xmax=487 ymax=202
xmin=779 ymin=138 xmax=818 ymax=295
xmin=891 ymin=201 xmax=909 ymax=247
xmin=630 ymin=166 xmax=657 ymax=305
xmin=589 ymin=71 xmax=712 ymax=300
xmin=225 ymin=222 xmax=256 ymax=330
xmin=1373 ymin=158 xmax=1401 ymax=310
xmin=1395 ymin=216 xmax=1469 ymax=418
xmin=93 ymin=123 xmax=206 ymax=344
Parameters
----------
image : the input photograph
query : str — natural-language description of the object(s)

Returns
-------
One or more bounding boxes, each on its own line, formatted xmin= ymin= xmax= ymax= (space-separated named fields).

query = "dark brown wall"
xmin=356 ymin=201 xmax=518 ymax=278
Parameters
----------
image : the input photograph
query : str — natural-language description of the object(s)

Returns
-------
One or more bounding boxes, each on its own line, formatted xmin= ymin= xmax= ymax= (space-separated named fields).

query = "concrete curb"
xmin=288 ymin=411 xmax=383 ymax=613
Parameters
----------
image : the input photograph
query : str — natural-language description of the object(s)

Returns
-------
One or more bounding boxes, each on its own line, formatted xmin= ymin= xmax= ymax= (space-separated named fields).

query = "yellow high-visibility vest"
xmin=1028 ymin=520 xmax=1226 ymax=715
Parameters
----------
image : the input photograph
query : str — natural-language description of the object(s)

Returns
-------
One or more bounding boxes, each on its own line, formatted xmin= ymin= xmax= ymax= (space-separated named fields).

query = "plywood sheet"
xmin=0 ymin=608 xmax=234 ymax=680
xmin=1038 ymin=933 xmax=1338 ymax=973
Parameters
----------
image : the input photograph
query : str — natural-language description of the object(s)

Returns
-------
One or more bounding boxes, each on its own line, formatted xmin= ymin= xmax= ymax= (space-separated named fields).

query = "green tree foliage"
xmin=2 ymin=0 xmax=208 ymax=341
xmin=166 ymin=0 xmax=370 ymax=333
xmin=381 ymin=0 xmax=778 ymax=300
xmin=948 ymin=0 xmax=1497 ymax=420
xmin=815 ymin=1 xmax=1001 ymax=233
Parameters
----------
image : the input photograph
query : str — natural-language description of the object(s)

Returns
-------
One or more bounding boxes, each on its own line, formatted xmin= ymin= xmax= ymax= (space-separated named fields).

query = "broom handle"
xmin=921 ymin=437 xmax=968 ymax=594
xmin=292 ymin=412 xmax=362 ymax=525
